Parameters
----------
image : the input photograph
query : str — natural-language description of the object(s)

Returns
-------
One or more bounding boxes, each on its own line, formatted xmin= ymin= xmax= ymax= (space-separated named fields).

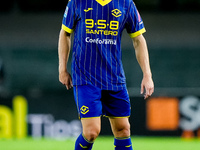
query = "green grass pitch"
xmin=0 ymin=136 xmax=200 ymax=150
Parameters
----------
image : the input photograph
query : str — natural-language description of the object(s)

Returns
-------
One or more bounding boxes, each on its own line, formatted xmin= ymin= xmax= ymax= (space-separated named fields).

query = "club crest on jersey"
xmin=111 ymin=9 xmax=122 ymax=17
xmin=80 ymin=105 xmax=89 ymax=115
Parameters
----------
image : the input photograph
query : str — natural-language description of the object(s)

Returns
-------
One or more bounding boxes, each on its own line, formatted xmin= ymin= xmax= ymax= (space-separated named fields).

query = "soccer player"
xmin=58 ymin=0 xmax=154 ymax=149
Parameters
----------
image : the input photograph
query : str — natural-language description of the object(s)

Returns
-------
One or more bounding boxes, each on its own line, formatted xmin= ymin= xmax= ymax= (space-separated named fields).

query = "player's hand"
xmin=141 ymin=76 xmax=154 ymax=99
xmin=59 ymin=71 xmax=73 ymax=90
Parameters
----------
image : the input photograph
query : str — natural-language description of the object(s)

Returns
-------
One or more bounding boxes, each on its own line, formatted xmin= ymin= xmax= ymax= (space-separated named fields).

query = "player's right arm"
xmin=58 ymin=29 xmax=73 ymax=90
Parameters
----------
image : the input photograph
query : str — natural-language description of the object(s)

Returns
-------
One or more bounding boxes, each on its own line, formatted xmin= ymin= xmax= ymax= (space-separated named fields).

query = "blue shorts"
xmin=73 ymin=84 xmax=131 ymax=119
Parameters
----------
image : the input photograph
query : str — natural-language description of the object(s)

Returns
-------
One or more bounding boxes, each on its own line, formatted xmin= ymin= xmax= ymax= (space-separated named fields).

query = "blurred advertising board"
xmin=145 ymin=96 xmax=200 ymax=138
xmin=0 ymin=94 xmax=200 ymax=139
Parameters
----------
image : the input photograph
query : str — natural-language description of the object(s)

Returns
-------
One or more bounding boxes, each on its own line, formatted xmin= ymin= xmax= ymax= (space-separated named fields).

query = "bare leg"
xmin=109 ymin=117 xmax=130 ymax=138
xmin=109 ymin=117 xmax=133 ymax=150
xmin=81 ymin=117 xmax=101 ymax=141
xmin=74 ymin=117 xmax=101 ymax=150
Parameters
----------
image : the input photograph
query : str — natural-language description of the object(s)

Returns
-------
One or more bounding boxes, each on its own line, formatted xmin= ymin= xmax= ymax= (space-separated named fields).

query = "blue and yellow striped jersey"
xmin=62 ymin=0 xmax=146 ymax=90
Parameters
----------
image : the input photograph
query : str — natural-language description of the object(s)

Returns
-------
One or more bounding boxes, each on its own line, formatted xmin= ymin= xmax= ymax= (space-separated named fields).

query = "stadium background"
xmin=0 ymin=0 xmax=200 ymax=148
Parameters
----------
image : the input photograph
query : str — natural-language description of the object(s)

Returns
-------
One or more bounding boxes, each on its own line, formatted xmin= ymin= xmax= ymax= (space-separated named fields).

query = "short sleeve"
xmin=62 ymin=0 xmax=77 ymax=33
xmin=125 ymin=1 xmax=146 ymax=38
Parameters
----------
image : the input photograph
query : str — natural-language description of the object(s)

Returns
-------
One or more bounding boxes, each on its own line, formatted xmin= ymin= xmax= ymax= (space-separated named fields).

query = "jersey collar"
xmin=96 ymin=0 xmax=112 ymax=6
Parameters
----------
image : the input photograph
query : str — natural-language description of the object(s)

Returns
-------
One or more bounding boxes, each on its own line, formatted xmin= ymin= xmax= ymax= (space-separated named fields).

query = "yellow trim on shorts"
xmin=80 ymin=115 xmax=130 ymax=119
xmin=129 ymin=28 xmax=146 ymax=38
xmin=62 ymin=24 xmax=73 ymax=33
xmin=105 ymin=116 xmax=130 ymax=118
xmin=81 ymin=116 xmax=101 ymax=119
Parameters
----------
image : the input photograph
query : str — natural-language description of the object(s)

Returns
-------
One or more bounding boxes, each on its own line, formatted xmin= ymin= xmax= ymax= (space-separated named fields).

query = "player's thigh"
xmin=109 ymin=117 xmax=130 ymax=137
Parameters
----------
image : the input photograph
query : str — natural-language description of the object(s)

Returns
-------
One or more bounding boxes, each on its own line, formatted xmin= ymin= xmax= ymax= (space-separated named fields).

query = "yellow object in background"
xmin=13 ymin=96 xmax=28 ymax=139
xmin=0 ymin=96 xmax=28 ymax=139
xmin=0 ymin=106 xmax=13 ymax=138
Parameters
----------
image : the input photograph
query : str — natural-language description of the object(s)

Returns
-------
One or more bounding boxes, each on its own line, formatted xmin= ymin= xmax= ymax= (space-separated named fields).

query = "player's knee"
xmin=115 ymin=124 xmax=130 ymax=137
xmin=121 ymin=127 xmax=131 ymax=137
xmin=84 ymin=128 xmax=100 ymax=141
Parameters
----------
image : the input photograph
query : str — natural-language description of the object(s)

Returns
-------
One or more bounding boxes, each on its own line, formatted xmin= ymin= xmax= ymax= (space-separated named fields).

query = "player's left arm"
xmin=132 ymin=34 xmax=154 ymax=99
